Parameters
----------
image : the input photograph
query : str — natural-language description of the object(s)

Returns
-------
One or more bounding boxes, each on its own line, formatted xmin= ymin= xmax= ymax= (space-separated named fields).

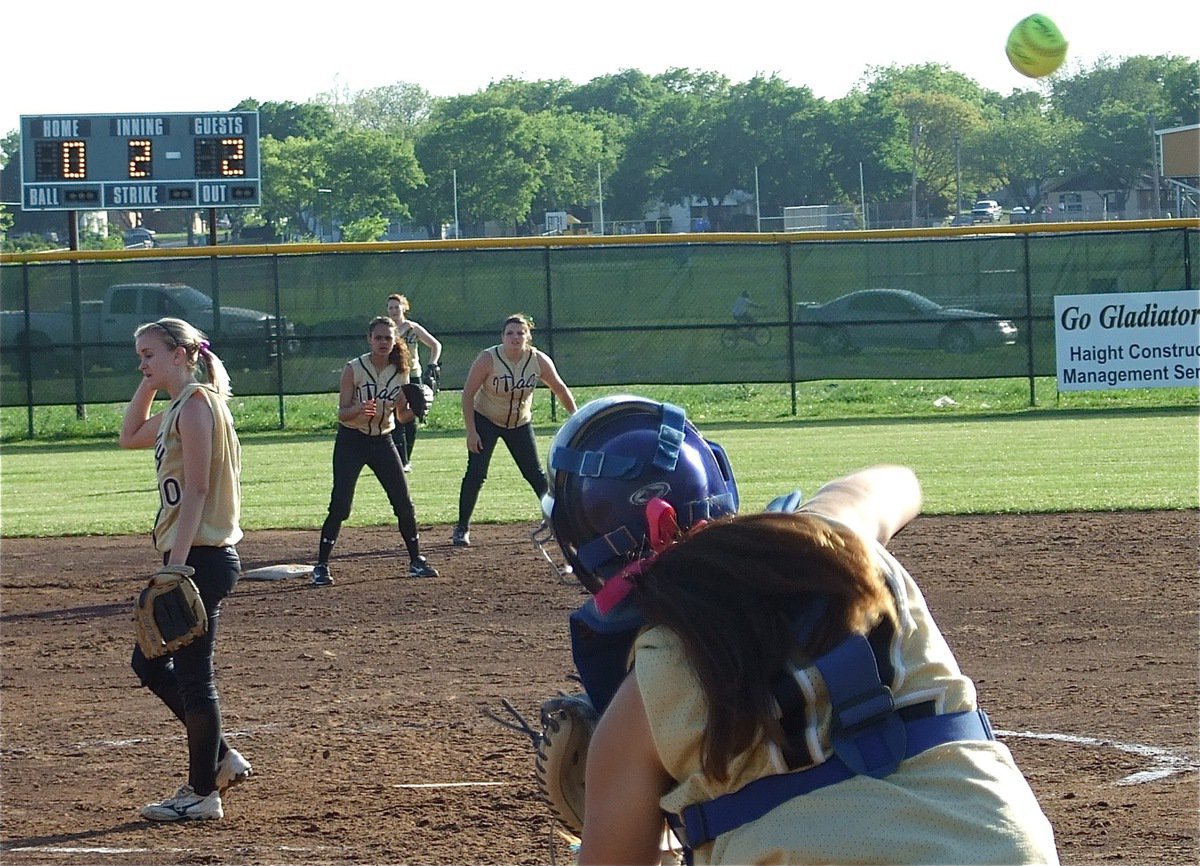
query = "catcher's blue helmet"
xmin=542 ymin=395 xmax=739 ymax=594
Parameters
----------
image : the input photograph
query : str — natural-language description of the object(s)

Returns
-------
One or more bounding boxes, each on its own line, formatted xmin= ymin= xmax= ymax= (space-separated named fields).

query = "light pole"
xmin=754 ymin=165 xmax=761 ymax=232
xmin=1148 ymin=115 xmax=1162 ymax=218
xmin=859 ymin=162 xmax=867 ymax=229
xmin=953 ymin=133 xmax=962 ymax=220
xmin=910 ymin=122 xmax=922 ymax=227
xmin=317 ymin=188 xmax=332 ymax=241
xmin=596 ymin=163 xmax=604 ymax=236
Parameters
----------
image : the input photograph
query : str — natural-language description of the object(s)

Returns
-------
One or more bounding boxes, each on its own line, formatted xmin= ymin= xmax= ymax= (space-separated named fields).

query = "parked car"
xmin=971 ymin=200 xmax=1003 ymax=223
xmin=1 ymin=283 xmax=299 ymax=373
xmin=794 ymin=289 xmax=1019 ymax=354
xmin=1010 ymin=205 xmax=1054 ymax=224
xmin=123 ymin=227 xmax=156 ymax=247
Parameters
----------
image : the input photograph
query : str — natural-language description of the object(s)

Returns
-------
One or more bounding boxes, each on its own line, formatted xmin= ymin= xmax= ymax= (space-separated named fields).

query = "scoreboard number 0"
xmin=35 ymin=140 xmax=87 ymax=181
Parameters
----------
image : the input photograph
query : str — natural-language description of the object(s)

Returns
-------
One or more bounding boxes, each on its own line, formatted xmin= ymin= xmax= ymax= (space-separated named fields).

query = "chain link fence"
xmin=3 ymin=223 xmax=1195 ymax=425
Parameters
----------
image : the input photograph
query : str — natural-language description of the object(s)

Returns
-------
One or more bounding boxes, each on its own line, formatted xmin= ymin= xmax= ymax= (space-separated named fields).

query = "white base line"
xmin=393 ymin=781 xmax=510 ymax=788
xmin=6 ymin=847 xmax=184 ymax=854
xmin=7 ymin=732 xmax=1196 ymax=859
xmin=997 ymin=729 xmax=1200 ymax=784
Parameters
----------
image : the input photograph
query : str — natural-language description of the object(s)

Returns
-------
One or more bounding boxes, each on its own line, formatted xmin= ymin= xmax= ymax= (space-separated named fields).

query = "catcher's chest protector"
xmin=569 ymin=596 xmax=644 ymax=715
xmin=666 ymin=625 xmax=996 ymax=856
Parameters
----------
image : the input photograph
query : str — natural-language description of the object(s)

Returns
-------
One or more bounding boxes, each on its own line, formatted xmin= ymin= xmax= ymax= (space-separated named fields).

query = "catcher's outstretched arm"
xmin=799 ymin=465 xmax=921 ymax=546
xmin=578 ymin=673 xmax=669 ymax=866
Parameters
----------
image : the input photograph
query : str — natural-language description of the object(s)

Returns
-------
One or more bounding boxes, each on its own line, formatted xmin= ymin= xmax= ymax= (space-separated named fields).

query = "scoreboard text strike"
xmin=19 ymin=111 xmax=260 ymax=211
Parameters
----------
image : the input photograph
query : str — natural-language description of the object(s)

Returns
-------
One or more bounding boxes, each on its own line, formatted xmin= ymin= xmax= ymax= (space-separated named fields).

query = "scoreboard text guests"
xmin=19 ymin=111 xmax=261 ymax=211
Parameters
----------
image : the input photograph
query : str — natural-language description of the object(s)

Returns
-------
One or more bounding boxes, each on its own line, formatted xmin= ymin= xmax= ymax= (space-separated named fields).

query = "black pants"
xmin=131 ymin=544 xmax=240 ymax=795
xmin=457 ymin=412 xmax=547 ymax=528
xmin=391 ymin=420 xmax=417 ymax=465
xmin=322 ymin=425 xmax=420 ymax=560
xmin=390 ymin=374 xmax=421 ymax=464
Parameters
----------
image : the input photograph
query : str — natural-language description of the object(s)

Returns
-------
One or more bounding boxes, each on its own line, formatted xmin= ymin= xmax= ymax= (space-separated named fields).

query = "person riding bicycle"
xmin=731 ymin=290 xmax=763 ymax=325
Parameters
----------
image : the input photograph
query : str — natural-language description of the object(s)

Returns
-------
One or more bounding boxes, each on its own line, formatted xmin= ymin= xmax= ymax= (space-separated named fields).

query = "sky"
xmin=3 ymin=0 xmax=1197 ymax=136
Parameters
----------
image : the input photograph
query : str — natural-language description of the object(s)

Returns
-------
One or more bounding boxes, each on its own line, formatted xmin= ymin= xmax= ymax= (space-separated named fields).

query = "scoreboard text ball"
xmin=19 ymin=112 xmax=261 ymax=211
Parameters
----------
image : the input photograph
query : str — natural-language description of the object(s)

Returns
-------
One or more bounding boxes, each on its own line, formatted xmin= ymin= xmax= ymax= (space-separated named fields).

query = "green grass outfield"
xmin=1 ymin=380 xmax=1196 ymax=538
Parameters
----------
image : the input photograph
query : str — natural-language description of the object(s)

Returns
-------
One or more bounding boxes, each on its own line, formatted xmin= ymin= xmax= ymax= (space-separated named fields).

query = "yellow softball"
xmin=1006 ymin=14 xmax=1068 ymax=79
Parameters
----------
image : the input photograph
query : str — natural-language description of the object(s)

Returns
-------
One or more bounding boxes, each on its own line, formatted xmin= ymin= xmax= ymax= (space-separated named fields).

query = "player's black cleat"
xmin=408 ymin=556 xmax=439 ymax=578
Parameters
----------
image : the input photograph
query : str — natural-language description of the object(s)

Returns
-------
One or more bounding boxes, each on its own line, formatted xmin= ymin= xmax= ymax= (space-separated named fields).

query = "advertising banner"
xmin=1054 ymin=290 xmax=1200 ymax=391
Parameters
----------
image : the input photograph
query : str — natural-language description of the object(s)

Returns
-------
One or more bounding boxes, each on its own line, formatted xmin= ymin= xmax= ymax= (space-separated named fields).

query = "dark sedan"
xmin=123 ymin=227 xmax=157 ymax=248
xmin=794 ymin=289 xmax=1019 ymax=354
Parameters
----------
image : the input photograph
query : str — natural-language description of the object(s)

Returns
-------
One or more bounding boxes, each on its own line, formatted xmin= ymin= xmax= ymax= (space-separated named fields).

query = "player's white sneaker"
xmin=216 ymin=748 xmax=252 ymax=791
xmin=141 ymin=784 xmax=223 ymax=821
xmin=452 ymin=526 xmax=471 ymax=547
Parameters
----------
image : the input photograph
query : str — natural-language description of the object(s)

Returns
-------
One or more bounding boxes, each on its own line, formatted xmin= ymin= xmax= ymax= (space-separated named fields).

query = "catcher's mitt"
xmin=401 ymin=382 xmax=435 ymax=422
xmin=535 ymin=693 xmax=599 ymax=832
xmin=134 ymin=565 xmax=207 ymax=659
xmin=420 ymin=361 xmax=441 ymax=396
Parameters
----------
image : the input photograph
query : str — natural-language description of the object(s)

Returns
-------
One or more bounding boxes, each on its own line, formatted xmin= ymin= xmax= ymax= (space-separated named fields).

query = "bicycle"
xmin=720 ymin=321 xmax=772 ymax=347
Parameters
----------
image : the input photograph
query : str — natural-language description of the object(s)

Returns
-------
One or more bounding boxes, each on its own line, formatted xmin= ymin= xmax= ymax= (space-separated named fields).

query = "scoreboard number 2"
xmin=128 ymin=139 xmax=152 ymax=179
xmin=194 ymin=137 xmax=247 ymax=178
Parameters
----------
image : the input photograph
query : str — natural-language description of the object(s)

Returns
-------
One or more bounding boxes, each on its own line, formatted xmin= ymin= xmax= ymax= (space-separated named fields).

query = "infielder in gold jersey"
xmin=311 ymin=316 xmax=439 ymax=585
xmin=452 ymin=312 xmax=575 ymax=547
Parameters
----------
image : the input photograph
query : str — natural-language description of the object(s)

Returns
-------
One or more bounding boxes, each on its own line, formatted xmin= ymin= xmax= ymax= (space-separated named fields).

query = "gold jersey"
xmin=398 ymin=321 xmax=422 ymax=378
xmin=343 ymin=353 xmax=407 ymax=436
xmin=473 ymin=346 xmax=541 ymax=428
xmin=152 ymin=382 xmax=243 ymax=554
xmin=634 ymin=521 xmax=1059 ymax=865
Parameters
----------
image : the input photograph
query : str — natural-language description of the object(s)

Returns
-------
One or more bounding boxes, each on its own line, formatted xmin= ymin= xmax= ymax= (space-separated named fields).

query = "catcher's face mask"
xmin=539 ymin=395 xmax=739 ymax=594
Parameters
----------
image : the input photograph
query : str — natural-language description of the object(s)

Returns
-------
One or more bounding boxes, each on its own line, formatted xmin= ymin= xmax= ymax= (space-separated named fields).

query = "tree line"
xmin=2 ymin=55 xmax=1196 ymax=245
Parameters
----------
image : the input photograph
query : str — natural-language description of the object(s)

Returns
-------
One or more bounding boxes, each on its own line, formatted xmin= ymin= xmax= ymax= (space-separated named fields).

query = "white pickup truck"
xmin=1 ymin=282 xmax=298 ymax=372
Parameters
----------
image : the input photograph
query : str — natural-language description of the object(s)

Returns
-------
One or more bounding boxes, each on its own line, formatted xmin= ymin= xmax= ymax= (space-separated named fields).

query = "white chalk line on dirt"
xmin=5 ymin=846 xmax=186 ymax=855
xmin=997 ymin=729 xmax=1200 ymax=784
xmin=5 ymin=845 xmax=341 ymax=862
xmin=28 ymin=726 xmax=1189 ymax=858
xmin=393 ymin=780 xmax=510 ymax=788
xmin=73 ymin=726 xmax=1198 ymax=787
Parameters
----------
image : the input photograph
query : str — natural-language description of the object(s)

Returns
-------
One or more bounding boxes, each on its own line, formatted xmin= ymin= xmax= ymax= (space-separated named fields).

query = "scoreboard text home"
xmin=19 ymin=111 xmax=261 ymax=211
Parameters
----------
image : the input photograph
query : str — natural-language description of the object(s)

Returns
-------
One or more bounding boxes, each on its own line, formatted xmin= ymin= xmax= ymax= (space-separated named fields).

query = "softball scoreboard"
xmin=19 ymin=111 xmax=260 ymax=211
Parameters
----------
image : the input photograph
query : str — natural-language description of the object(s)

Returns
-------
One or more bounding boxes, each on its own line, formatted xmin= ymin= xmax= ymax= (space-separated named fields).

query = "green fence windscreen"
xmin=2 ymin=226 xmax=1194 ymax=409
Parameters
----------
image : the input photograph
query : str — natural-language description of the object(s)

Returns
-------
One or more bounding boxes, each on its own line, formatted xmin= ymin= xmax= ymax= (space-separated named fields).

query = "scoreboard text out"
xmin=19 ymin=112 xmax=261 ymax=211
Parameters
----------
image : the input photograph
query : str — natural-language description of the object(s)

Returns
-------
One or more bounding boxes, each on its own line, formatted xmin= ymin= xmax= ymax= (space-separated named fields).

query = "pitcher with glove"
xmin=119 ymin=317 xmax=252 ymax=822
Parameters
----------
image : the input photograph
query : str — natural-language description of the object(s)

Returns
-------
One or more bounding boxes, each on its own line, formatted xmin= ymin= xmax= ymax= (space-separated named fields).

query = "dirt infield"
xmin=2 ymin=511 xmax=1197 ymax=866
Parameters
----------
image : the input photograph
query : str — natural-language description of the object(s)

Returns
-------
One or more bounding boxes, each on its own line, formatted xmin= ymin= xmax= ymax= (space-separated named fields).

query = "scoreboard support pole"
xmin=67 ymin=217 xmax=87 ymax=420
